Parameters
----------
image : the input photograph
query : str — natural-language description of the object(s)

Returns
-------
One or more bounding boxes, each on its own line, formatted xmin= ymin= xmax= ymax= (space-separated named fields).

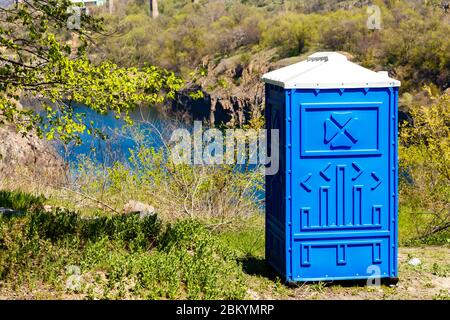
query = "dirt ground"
xmin=246 ymin=246 xmax=450 ymax=300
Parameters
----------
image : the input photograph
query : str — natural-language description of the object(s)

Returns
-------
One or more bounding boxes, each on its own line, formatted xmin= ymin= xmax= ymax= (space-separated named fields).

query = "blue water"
xmin=54 ymin=104 xmax=173 ymax=166
xmin=56 ymin=104 xmax=262 ymax=171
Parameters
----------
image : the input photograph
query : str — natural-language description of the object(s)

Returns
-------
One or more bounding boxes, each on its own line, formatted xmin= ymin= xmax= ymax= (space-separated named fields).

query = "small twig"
xmin=61 ymin=186 xmax=120 ymax=214
xmin=207 ymin=218 xmax=236 ymax=231
xmin=417 ymin=221 xmax=450 ymax=240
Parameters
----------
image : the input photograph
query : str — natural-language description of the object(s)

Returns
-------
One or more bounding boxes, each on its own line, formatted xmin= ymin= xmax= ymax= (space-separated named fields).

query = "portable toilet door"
xmin=263 ymin=52 xmax=400 ymax=282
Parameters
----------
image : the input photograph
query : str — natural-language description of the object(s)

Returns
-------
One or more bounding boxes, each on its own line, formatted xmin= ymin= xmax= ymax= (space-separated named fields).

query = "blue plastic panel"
xmin=265 ymin=86 xmax=398 ymax=282
xmin=265 ymin=84 xmax=287 ymax=276
xmin=291 ymin=238 xmax=389 ymax=281
xmin=299 ymin=102 xmax=382 ymax=157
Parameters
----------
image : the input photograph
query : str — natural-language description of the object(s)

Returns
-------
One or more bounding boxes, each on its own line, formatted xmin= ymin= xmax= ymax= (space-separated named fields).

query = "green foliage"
xmin=399 ymin=89 xmax=450 ymax=241
xmin=39 ymin=59 xmax=183 ymax=144
xmin=0 ymin=190 xmax=45 ymax=212
xmin=0 ymin=0 xmax=183 ymax=142
xmin=68 ymin=140 xmax=263 ymax=221
xmin=27 ymin=209 xmax=161 ymax=251
xmin=158 ymin=219 xmax=208 ymax=251
xmin=217 ymin=214 xmax=265 ymax=258
xmin=0 ymin=208 xmax=247 ymax=299
xmin=217 ymin=77 xmax=229 ymax=89
xmin=154 ymin=219 xmax=246 ymax=299
xmin=260 ymin=12 xmax=323 ymax=57
xmin=97 ymin=0 xmax=449 ymax=94
xmin=3 ymin=0 xmax=447 ymax=139
xmin=94 ymin=0 xmax=265 ymax=74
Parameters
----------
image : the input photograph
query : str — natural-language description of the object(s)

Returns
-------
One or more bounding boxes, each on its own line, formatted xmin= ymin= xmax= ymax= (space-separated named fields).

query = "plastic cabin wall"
xmin=265 ymin=85 xmax=399 ymax=282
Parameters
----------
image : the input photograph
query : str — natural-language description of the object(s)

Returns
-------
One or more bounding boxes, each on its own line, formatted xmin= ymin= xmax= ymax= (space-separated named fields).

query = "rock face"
xmin=173 ymin=49 xmax=275 ymax=127
xmin=123 ymin=200 xmax=155 ymax=219
xmin=0 ymin=125 xmax=65 ymax=183
xmin=172 ymin=49 xmax=323 ymax=127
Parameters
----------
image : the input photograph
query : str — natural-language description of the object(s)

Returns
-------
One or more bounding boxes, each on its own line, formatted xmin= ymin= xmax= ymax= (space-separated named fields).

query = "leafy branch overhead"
xmin=0 ymin=0 xmax=183 ymax=143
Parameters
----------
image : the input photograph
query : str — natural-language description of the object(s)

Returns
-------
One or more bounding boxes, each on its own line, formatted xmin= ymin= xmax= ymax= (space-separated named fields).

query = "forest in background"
xmin=84 ymin=0 xmax=449 ymax=128
xmin=92 ymin=0 xmax=448 ymax=93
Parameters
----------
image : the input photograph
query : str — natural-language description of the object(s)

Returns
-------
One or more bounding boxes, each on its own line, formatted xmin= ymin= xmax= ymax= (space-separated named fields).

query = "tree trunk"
xmin=150 ymin=0 xmax=159 ymax=18
xmin=109 ymin=0 xmax=115 ymax=14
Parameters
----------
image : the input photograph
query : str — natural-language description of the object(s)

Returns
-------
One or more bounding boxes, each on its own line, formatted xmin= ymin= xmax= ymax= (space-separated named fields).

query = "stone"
xmin=172 ymin=49 xmax=277 ymax=127
xmin=0 ymin=207 xmax=23 ymax=218
xmin=408 ymin=258 xmax=422 ymax=266
xmin=0 ymin=124 xmax=65 ymax=183
xmin=123 ymin=200 xmax=155 ymax=219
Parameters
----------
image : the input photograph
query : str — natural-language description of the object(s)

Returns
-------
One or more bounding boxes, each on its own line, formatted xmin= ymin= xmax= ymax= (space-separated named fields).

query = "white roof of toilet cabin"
xmin=262 ymin=52 xmax=400 ymax=89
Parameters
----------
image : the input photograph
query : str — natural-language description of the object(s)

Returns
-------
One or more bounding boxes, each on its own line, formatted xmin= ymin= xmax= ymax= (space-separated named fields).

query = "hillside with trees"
xmin=88 ymin=0 xmax=449 ymax=125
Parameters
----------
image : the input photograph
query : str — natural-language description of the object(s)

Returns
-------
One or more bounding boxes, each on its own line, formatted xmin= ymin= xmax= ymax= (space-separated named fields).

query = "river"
xmin=53 ymin=104 xmax=176 ymax=166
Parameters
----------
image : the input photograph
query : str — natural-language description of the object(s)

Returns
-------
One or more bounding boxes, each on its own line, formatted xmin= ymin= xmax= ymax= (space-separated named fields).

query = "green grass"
xmin=1 ymin=189 xmax=449 ymax=300
xmin=0 ymin=190 xmax=45 ymax=212
xmin=398 ymin=205 xmax=450 ymax=246
xmin=0 ymin=208 xmax=246 ymax=300
xmin=217 ymin=215 xmax=265 ymax=258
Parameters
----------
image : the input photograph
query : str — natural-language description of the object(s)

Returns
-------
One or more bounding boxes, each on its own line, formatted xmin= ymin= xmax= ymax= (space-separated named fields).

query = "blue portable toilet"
xmin=262 ymin=52 xmax=400 ymax=282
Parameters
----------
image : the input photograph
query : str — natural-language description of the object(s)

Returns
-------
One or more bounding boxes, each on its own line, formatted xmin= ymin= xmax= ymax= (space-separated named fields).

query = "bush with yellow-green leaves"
xmin=399 ymin=88 xmax=450 ymax=243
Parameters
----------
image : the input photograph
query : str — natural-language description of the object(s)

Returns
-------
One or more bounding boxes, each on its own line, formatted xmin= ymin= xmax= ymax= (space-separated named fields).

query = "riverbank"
xmin=0 ymin=125 xmax=65 ymax=187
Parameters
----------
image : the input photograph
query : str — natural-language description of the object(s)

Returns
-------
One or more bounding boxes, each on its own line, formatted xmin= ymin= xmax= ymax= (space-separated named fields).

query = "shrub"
xmin=151 ymin=219 xmax=247 ymax=299
xmin=0 ymin=190 xmax=45 ymax=212
xmin=95 ymin=1 xmax=450 ymax=93
xmin=0 ymin=208 xmax=247 ymax=299
xmin=26 ymin=209 xmax=161 ymax=251
xmin=69 ymin=139 xmax=263 ymax=222
xmin=399 ymin=88 xmax=450 ymax=241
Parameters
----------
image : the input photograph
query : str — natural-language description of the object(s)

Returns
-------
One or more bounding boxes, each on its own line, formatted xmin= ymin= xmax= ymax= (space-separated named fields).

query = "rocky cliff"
xmin=172 ymin=49 xmax=311 ymax=127
xmin=0 ymin=125 xmax=65 ymax=184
